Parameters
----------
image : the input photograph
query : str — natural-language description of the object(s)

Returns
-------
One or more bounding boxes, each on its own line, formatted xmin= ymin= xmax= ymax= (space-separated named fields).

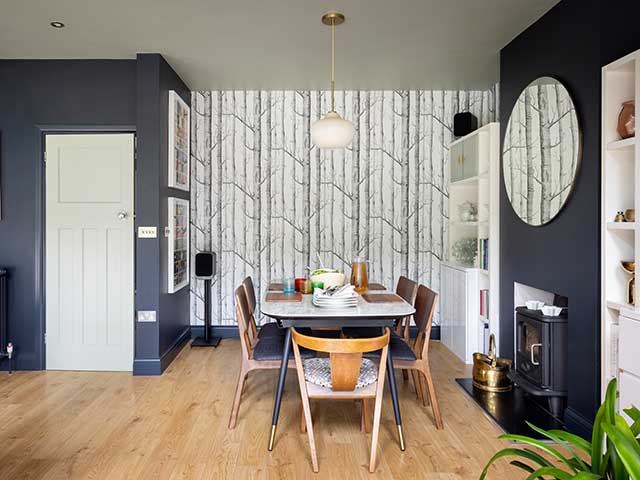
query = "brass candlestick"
xmin=621 ymin=261 xmax=636 ymax=305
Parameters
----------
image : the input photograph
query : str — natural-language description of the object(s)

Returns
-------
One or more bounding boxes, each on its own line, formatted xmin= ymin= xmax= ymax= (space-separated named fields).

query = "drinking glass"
xmin=283 ymin=277 xmax=296 ymax=294
xmin=350 ymin=257 xmax=369 ymax=294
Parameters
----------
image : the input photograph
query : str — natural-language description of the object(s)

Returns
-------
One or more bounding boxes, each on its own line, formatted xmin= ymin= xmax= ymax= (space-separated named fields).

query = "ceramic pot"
xmin=617 ymin=100 xmax=635 ymax=139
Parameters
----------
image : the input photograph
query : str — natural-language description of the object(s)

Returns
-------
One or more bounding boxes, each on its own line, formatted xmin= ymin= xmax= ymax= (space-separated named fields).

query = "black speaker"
xmin=453 ymin=112 xmax=478 ymax=137
xmin=195 ymin=252 xmax=216 ymax=279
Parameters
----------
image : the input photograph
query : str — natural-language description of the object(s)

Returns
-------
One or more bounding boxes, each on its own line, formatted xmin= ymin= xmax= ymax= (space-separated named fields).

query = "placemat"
xmin=367 ymin=283 xmax=387 ymax=291
xmin=362 ymin=293 xmax=404 ymax=303
xmin=268 ymin=282 xmax=284 ymax=291
xmin=265 ymin=292 xmax=302 ymax=302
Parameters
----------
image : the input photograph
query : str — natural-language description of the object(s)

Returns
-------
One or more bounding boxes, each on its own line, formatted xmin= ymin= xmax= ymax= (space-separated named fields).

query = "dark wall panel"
xmin=135 ymin=54 xmax=191 ymax=371
xmin=0 ymin=60 xmax=137 ymax=370
xmin=500 ymin=0 xmax=640 ymax=433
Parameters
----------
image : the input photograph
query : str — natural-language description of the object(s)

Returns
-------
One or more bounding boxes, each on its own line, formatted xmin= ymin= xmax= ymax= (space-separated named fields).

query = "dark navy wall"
xmin=0 ymin=60 xmax=136 ymax=370
xmin=0 ymin=55 xmax=191 ymax=373
xmin=134 ymin=54 xmax=191 ymax=374
xmin=500 ymin=0 xmax=640 ymax=436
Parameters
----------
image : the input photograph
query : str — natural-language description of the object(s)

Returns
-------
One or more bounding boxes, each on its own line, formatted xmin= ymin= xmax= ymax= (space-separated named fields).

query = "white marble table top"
xmin=261 ymin=290 xmax=415 ymax=323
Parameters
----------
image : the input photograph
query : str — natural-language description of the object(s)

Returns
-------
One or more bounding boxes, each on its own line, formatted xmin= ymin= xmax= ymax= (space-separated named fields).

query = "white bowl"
xmin=309 ymin=272 xmax=346 ymax=289
xmin=541 ymin=305 xmax=562 ymax=316
xmin=525 ymin=300 xmax=545 ymax=310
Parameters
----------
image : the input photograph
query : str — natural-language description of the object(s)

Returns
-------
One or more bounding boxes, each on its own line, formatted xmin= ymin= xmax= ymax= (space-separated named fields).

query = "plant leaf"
xmin=602 ymin=421 xmax=640 ymax=479
xmin=526 ymin=422 xmax=590 ymax=471
xmin=524 ymin=466 xmax=575 ymax=480
xmin=622 ymin=405 xmax=640 ymax=437
xmin=480 ymin=447 xmax=552 ymax=480
xmin=548 ymin=429 xmax=593 ymax=455
xmin=591 ymin=379 xmax=616 ymax=473
xmin=498 ymin=433 xmax=579 ymax=473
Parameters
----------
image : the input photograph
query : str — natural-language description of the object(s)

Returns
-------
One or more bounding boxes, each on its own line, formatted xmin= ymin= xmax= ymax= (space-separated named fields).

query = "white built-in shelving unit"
xmin=441 ymin=123 xmax=500 ymax=363
xmin=601 ymin=48 xmax=640 ymax=410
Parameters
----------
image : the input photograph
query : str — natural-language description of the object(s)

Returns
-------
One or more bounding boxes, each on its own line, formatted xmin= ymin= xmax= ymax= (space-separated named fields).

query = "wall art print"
xmin=190 ymin=88 xmax=499 ymax=325
xmin=168 ymin=197 xmax=190 ymax=293
xmin=168 ymin=90 xmax=190 ymax=191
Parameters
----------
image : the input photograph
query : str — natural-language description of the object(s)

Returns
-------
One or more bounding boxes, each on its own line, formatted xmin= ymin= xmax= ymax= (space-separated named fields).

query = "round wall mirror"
xmin=503 ymin=77 xmax=581 ymax=226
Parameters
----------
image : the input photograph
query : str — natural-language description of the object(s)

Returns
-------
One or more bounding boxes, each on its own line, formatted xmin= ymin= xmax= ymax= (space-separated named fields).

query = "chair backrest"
xmin=292 ymin=328 xmax=390 ymax=392
xmin=241 ymin=276 xmax=257 ymax=313
xmin=240 ymin=277 xmax=258 ymax=347
xmin=396 ymin=276 xmax=418 ymax=304
xmin=234 ymin=286 xmax=255 ymax=360
xmin=413 ymin=284 xmax=438 ymax=360
xmin=395 ymin=276 xmax=418 ymax=338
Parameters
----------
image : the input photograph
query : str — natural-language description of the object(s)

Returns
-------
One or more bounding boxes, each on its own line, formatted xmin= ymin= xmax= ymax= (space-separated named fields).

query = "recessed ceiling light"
xmin=50 ymin=21 xmax=65 ymax=29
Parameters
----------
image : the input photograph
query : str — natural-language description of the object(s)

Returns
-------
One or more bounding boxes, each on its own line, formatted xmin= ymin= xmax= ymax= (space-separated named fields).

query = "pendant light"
xmin=311 ymin=12 xmax=354 ymax=149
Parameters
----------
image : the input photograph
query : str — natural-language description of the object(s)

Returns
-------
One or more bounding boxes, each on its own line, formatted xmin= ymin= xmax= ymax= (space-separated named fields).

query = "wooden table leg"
xmin=268 ymin=327 xmax=291 ymax=451
xmin=385 ymin=332 xmax=406 ymax=451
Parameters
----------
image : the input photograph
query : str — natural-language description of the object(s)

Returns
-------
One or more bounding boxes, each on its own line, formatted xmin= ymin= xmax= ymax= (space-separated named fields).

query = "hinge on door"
xmin=43 ymin=150 xmax=47 ymax=163
xmin=44 ymin=333 xmax=47 ymax=344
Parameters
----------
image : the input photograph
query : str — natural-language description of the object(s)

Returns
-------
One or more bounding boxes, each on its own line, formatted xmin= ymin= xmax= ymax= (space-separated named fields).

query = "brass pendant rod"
xmin=331 ymin=17 xmax=335 ymax=112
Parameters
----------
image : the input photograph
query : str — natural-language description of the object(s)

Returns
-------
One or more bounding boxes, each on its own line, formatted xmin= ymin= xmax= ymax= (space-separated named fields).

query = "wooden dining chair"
xmin=394 ymin=276 xmax=418 ymax=340
xmin=342 ymin=276 xmax=417 ymax=342
xmin=291 ymin=327 xmax=390 ymax=473
xmin=241 ymin=276 xmax=283 ymax=345
xmin=393 ymin=284 xmax=443 ymax=429
xmin=228 ymin=285 xmax=314 ymax=429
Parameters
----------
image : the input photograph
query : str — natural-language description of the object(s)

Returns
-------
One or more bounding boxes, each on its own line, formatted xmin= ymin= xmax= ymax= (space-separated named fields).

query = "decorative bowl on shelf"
xmin=621 ymin=261 xmax=635 ymax=274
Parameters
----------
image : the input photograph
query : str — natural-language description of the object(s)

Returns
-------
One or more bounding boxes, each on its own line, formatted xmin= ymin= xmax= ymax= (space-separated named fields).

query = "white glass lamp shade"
xmin=311 ymin=111 xmax=354 ymax=148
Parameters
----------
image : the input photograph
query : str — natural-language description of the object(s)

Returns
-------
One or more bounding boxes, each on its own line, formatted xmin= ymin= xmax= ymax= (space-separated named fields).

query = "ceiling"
xmin=0 ymin=0 xmax=559 ymax=91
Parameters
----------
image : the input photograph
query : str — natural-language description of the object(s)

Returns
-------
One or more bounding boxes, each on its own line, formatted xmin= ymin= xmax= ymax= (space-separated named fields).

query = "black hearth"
xmin=509 ymin=307 xmax=568 ymax=416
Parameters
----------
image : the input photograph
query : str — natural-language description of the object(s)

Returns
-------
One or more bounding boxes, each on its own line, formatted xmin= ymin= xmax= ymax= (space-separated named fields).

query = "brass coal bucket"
xmin=472 ymin=334 xmax=512 ymax=392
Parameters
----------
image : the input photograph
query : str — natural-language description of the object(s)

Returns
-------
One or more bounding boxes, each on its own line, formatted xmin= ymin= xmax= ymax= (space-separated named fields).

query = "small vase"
xmin=617 ymin=100 xmax=635 ymax=140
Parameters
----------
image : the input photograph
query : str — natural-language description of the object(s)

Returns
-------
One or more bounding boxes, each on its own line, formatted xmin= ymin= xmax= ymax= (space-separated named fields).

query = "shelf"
xmin=606 ymin=299 xmax=634 ymax=312
xmin=479 ymin=269 xmax=489 ymax=276
xmin=607 ymin=137 xmax=636 ymax=151
xmin=607 ymin=222 xmax=636 ymax=230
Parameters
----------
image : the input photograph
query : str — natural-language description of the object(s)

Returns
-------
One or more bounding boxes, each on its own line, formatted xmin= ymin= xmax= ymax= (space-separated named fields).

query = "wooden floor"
xmin=0 ymin=340 xmax=516 ymax=479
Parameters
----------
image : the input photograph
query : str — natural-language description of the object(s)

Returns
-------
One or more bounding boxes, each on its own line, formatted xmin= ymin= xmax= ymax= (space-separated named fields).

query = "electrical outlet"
xmin=137 ymin=311 xmax=157 ymax=322
xmin=138 ymin=226 xmax=157 ymax=238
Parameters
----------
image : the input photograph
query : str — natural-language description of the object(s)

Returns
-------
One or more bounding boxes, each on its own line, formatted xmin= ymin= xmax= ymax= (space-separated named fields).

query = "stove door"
xmin=516 ymin=317 xmax=544 ymax=386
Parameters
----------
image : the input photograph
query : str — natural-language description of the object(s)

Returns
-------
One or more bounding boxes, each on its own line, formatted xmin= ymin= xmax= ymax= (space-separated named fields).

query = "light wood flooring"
xmin=0 ymin=340 xmax=516 ymax=479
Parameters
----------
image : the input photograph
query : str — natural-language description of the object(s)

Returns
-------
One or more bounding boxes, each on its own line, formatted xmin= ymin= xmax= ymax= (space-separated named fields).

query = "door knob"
xmin=117 ymin=211 xmax=128 ymax=220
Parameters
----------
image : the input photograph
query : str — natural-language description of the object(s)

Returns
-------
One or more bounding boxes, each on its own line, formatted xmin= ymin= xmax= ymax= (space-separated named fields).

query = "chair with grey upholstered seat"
xmin=229 ymin=285 xmax=314 ymax=429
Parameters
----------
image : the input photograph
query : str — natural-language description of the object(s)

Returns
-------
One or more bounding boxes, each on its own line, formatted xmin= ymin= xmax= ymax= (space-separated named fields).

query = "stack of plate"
xmin=312 ymin=286 xmax=359 ymax=308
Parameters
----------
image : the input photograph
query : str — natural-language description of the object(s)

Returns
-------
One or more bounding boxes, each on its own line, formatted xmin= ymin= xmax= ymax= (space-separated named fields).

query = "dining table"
xmin=261 ymin=288 xmax=415 ymax=452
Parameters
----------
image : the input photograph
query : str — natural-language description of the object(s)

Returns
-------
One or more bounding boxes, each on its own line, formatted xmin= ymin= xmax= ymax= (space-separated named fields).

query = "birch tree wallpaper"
xmin=190 ymin=88 xmax=498 ymax=326
xmin=503 ymin=77 xmax=580 ymax=226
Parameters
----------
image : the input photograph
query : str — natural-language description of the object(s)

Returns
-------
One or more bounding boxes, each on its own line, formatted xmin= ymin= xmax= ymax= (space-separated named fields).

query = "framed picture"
xmin=168 ymin=90 xmax=190 ymax=191
xmin=168 ymin=197 xmax=190 ymax=293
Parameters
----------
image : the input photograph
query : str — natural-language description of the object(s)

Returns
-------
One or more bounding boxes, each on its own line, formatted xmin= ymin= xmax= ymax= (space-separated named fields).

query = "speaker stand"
xmin=191 ymin=279 xmax=221 ymax=348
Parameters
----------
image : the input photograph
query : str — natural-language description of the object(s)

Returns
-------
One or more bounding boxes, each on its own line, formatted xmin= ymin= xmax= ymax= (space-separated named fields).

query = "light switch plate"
xmin=137 ymin=310 xmax=157 ymax=322
xmin=138 ymin=226 xmax=157 ymax=238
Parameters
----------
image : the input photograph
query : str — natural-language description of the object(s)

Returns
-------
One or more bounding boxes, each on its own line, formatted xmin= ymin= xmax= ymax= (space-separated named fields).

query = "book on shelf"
xmin=479 ymin=289 xmax=489 ymax=319
xmin=478 ymin=238 xmax=489 ymax=270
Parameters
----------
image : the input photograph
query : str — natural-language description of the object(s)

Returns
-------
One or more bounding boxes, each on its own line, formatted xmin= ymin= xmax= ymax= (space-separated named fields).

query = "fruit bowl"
xmin=309 ymin=269 xmax=346 ymax=289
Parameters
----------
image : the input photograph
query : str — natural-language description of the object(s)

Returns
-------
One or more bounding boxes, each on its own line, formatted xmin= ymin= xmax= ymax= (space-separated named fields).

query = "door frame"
xmin=36 ymin=125 xmax=136 ymax=370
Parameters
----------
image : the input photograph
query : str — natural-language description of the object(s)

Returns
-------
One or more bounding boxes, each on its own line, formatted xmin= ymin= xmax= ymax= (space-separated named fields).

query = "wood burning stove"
xmin=509 ymin=306 xmax=568 ymax=417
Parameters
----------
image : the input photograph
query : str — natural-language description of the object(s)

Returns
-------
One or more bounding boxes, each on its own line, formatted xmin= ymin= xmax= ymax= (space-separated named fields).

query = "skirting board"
xmin=133 ymin=327 xmax=191 ymax=376
xmin=191 ymin=325 xmax=441 ymax=341
xmin=564 ymin=406 xmax=594 ymax=440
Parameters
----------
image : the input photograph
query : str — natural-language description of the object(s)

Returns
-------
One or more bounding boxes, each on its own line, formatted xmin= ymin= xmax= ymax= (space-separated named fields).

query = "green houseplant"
xmin=481 ymin=379 xmax=640 ymax=479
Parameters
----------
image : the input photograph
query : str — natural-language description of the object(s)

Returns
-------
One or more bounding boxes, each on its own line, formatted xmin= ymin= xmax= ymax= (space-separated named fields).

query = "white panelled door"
xmin=45 ymin=134 xmax=134 ymax=371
